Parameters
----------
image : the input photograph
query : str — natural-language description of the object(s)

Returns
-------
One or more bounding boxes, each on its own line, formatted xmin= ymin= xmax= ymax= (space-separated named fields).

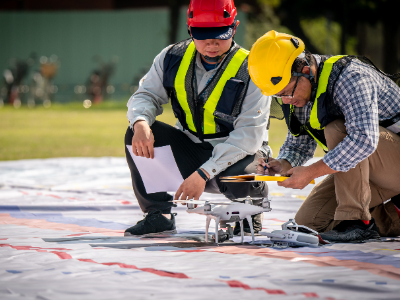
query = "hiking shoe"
xmin=233 ymin=213 xmax=263 ymax=236
xmin=319 ymin=219 xmax=381 ymax=243
xmin=124 ymin=210 xmax=176 ymax=236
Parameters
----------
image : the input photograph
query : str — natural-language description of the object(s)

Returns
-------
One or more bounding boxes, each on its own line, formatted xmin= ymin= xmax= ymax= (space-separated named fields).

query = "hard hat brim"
xmin=191 ymin=25 xmax=234 ymax=40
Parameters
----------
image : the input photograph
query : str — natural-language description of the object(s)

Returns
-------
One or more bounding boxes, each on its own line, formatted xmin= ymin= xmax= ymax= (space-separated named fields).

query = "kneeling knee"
xmin=294 ymin=212 xmax=315 ymax=230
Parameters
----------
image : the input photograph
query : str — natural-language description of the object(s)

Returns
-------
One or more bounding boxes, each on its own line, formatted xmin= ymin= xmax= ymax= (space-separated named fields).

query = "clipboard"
xmin=220 ymin=174 xmax=315 ymax=184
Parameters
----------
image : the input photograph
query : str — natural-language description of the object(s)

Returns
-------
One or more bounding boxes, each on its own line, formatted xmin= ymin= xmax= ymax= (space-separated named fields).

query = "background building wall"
xmin=0 ymin=9 xmax=247 ymax=101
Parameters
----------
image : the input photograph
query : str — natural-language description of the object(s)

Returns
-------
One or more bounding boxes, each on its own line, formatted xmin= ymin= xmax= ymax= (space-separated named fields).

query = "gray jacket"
xmin=127 ymin=44 xmax=271 ymax=179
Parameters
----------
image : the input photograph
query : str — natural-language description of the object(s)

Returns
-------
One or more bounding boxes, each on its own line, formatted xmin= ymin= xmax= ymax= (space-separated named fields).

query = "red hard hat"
xmin=187 ymin=0 xmax=237 ymax=28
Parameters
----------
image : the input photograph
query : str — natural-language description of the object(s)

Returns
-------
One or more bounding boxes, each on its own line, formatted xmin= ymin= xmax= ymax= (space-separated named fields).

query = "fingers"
xmin=256 ymin=164 xmax=265 ymax=174
xmin=131 ymin=145 xmax=138 ymax=156
xmin=149 ymin=144 xmax=154 ymax=159
xmin=258 ymin=157 xmax=267 ymax=165
xmin=174 ymin=186 xmax=182 ymax=200
xmin=277 ymin=175 xmax=303 ymax=190
xmin=136 ymin=145 xmax=144 ymax=157
xmin=265 ymin=169 xmax=278 ymax=176
xmin=278 ymin=177 xmax=293 ymax=188
xmin=257 ymin=157 xmax=268 ymax=175
xmin=131 ymin=126 xmax=155 ymax=159
xmin=131 ymin=144 xmax=153 ymax=158
xmin=266 ymin=159 xmax=280 ymax=167
xmin=174 ymin=188 xmax=192 ymax=201
xmin=194 ymin=192 xmax=202 ymax=200
xmin=180 ymin=192 xmax=189 ymax=200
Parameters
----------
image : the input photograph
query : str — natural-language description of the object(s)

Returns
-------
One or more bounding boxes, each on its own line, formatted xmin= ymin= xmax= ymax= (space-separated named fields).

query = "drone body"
xmin=173 ymin=197 xmax=272 ymax=244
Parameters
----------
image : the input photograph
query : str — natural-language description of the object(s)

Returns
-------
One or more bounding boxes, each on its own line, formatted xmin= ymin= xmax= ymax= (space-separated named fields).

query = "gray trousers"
xmin=124 ymin=121 xmax=268 ymax=214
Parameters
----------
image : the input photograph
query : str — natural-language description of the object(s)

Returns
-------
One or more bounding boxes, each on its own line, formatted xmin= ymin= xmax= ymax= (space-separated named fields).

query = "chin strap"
xmin=202 ymin=53 xmax=227 ymax=63
xmin=201 ymin=41 xmax=235 ymax=64
xmin=202 ymin=54 xmax=224 ymax=63
xmin=292 ymin=53 xmax=318 ymax=101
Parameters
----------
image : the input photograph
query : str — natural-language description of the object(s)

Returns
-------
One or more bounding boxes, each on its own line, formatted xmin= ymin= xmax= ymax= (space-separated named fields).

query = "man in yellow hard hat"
xmin=248 ymin=30 xmax=400 ymax=243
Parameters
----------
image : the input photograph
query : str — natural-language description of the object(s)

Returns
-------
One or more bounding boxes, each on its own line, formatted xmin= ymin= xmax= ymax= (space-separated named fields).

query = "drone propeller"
xmin=171 ymin=199 xmax=205 ymax=205
xmin=170 ymin=199 xmax=232 ymax=205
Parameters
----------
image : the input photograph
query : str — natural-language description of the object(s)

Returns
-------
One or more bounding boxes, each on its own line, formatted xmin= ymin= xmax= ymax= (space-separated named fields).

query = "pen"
xmin=263 ymin=151 xmax=269 ymax=171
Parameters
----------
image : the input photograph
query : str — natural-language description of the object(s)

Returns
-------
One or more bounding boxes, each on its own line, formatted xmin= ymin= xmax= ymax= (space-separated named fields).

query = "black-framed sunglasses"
xmin=272 ymin=76 xmax=300 ymax=99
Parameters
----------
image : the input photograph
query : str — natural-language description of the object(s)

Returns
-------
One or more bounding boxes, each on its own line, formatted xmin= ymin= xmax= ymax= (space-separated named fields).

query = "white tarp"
xmin=0 ymin=157 xmax=399 ymax=300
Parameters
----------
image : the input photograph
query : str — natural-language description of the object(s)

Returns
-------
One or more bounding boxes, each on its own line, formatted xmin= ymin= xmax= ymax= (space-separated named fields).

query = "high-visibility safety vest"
xmin=163 ymin=39 xmax=251 ymax=141
xmin=281 ymin=55 xmax=352 ymax=152
xmin=281 ymin=54 xmax=400 ymax=150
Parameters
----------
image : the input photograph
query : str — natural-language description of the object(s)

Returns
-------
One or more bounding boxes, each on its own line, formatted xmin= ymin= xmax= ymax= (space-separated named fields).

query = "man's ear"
xmin=302 ymin=66 xmax=310 ymax=75
xmin=233 ymin=20 xmax=239 ymax=35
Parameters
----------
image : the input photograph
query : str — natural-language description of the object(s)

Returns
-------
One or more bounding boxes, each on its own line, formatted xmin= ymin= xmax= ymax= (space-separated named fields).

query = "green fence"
xmin=0 ymin=8 xmax=246 ymax=102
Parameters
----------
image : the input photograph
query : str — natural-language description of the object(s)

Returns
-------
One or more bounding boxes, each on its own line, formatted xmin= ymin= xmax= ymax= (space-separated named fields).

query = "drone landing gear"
xmin=205 ymin=215 xmax=220 ymax=243
xmin=206 ymin=215 xmax=256 ymax=245
xmin=245 ymin=215 xmax=255 ymax=243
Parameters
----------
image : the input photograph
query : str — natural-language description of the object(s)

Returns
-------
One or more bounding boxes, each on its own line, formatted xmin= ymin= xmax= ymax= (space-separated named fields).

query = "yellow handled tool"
xmin=220 ymin=174 xmax=315 ymax=184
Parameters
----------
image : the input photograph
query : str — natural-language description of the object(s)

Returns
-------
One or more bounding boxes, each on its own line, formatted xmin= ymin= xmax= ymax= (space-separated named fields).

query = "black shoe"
xmin=124 ymin=210 xmax=176 ymax=236
xmin=319 ymin=218 xmax=381 ymax=243
xmin=233 ymin=213 xmax=263 ymax=236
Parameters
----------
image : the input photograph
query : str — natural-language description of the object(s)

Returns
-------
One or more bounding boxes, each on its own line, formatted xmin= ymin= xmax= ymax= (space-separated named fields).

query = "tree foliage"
xmin=252 ymin=0 xmax=399 ymax=73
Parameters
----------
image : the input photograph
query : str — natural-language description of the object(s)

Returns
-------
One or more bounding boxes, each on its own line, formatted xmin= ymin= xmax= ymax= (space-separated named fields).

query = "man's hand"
xmin=278 ymin=160 xmax=338 ymax=189
xmin=174 ymin=170 xmax=208 ymax=200
xmin=131 ymin=120 xmax=155 ymax=159
xmin=277 ymin=166 xmax=314 ymax=189
xmin=257 ymin=157 xmax=292 ymax=176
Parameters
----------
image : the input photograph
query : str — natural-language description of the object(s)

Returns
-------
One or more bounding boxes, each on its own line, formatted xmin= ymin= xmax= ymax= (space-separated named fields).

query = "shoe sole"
xmin=124 ymin=229 xmax=177 ymax=237
xmin=321 ymin=231 xmax=381 ymax=243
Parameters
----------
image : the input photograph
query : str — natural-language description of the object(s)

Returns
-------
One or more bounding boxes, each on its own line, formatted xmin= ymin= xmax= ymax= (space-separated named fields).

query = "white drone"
xmin=172 ymin=196 xmax=272 ymax=244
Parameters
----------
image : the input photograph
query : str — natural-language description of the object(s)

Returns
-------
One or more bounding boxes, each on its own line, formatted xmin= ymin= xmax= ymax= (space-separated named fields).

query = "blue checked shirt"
xmin=277 ymin=55 xmax=400 ymax=172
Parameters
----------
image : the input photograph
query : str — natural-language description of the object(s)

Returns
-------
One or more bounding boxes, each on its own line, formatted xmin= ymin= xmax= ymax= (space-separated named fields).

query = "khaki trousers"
xmin=295 ymin=119 xmax=400 ymax=236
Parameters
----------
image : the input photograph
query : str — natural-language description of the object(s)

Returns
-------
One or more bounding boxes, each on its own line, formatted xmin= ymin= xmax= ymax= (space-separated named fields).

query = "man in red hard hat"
xmin=124 ymin=0 xmax=272 ymax=236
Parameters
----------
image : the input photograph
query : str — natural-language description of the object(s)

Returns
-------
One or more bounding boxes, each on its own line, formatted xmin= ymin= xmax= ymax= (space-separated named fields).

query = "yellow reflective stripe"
xmin=310 ymin=55 xmax=346 ymax=130
xmin=203 ymin=48 xmax=249 ymax=134
xmin=174 ymin=41 xmax=197 ymax=132
xmin=306 ymin=129 xmax=328 ymax=152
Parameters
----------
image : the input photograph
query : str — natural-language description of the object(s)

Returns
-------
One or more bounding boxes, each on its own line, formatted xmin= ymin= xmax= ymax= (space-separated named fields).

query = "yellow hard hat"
xmin=248 ymin=30 xmax=305 ymax=96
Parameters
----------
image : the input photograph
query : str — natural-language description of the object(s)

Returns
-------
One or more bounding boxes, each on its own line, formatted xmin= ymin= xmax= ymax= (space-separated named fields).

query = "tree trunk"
xmin=279 ymin=13 xmax=319 ymax=54
xmin=340 ymin=8 xmax=347 ymax=54
xmin=356 ymin=22 xmax=367 ymax=56
xmin=382 ymin=19 xmax=399 ymax=74
xmin=168 ymin=0 xmax=182 ymax=45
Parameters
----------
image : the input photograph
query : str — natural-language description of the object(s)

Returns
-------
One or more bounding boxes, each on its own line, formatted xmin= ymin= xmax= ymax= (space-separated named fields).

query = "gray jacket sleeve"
xmin=126 ymin=45 xmax=172 ymax=127
xmin=127 ymin=46 xmax=270 ymax=180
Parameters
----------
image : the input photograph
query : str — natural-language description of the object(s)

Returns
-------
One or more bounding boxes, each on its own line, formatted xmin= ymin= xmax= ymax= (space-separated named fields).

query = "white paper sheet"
xmin=126 ymin=145 xmax=184 ymax=193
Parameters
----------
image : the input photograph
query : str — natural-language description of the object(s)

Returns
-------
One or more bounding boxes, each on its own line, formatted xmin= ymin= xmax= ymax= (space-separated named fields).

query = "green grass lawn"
xmin=0 ymin=100 xmax=324 ymax=161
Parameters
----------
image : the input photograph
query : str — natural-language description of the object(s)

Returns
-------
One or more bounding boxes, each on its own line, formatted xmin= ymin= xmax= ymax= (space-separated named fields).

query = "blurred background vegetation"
xmin=0 ymin=0 xmax=399 ymax=161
